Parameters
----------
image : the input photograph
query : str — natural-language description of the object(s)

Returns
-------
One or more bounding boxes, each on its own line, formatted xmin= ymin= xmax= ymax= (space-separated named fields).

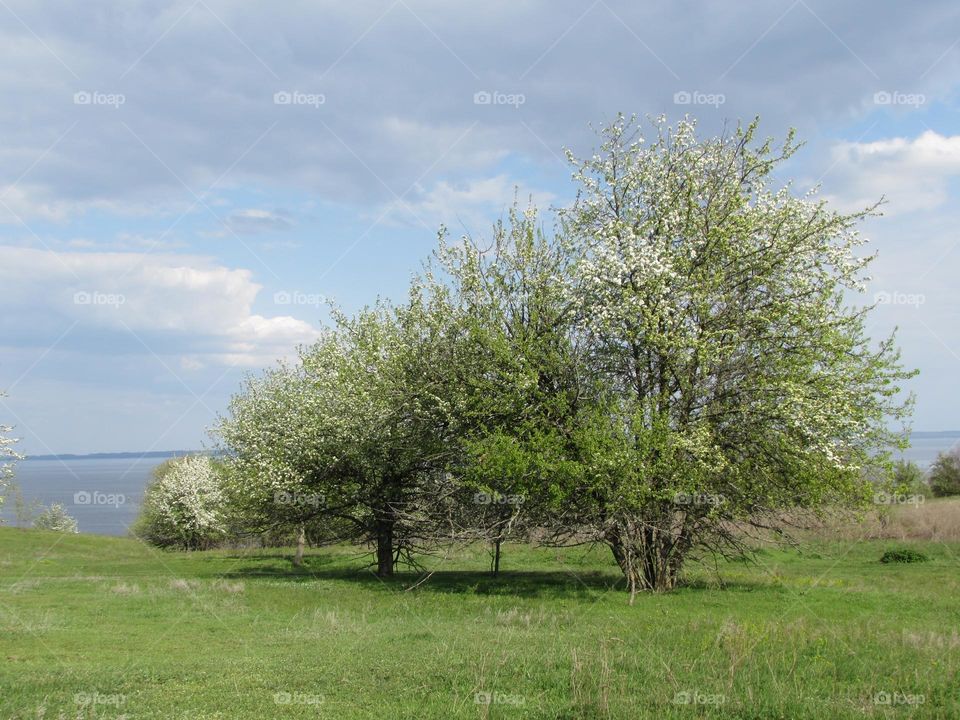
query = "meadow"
xmin=1 ymin=502 xmax=959 ymax=719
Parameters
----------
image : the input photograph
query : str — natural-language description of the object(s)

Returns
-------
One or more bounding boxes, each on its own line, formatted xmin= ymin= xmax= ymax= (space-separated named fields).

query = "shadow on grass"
xmin=217 ymin=555 xmax=629 ymax=599
xmin=214 ymin=555 xmax=775 ymax=597
xmin=197 ymin=541 xmax=789 ymax=597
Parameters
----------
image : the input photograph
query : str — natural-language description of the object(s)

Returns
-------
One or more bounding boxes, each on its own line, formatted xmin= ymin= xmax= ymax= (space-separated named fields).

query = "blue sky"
xmin=1 ymin=0 xmax=958 ymax=454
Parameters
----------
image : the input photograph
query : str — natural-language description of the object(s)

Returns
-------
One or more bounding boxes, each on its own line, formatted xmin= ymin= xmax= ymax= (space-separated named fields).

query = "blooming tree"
xmin=215 ymin=335 xmax=365 ymax=566
xmin=135 ymin=455 xmax=225 ymax=550
xmin=431 ymin=204 xmax=591 ymax=573
xmin=558 ymin=115 xmax=914 ymax=594
xmin=0 ymin=390 xmax=24 ymax=517
xmin=211 ymin=116 xmax=915 ymax=596
xmin=217 ymin=291 xmax=459 ymax=576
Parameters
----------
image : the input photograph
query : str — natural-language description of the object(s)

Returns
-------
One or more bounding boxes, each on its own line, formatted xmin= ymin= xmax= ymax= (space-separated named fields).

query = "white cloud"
xmin=822 ymin=131 xmax=960 ymax=216
xmin=63 ymin=233 xmax=186 ymax=251
xmin=385 ymin=174 xmax=557 ymax=234
xmin=0 ymin=246 xmax=320 ymax=367
xmin=3 ymin=1 xmax=959 ymax=220
xmin=0 ymin=184 xmax=75 ymax=224
xmin=223 ymin=208 xmax=294 ymax=235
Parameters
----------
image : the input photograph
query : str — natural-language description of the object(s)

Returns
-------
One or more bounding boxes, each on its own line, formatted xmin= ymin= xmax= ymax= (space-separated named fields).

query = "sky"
xmin=0 ymin=0 xmax=958 ymax=455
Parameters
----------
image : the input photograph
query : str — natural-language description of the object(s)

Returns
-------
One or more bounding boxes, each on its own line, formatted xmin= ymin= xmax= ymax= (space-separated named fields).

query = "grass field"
xmin=2 ymin=518 xmax=959 ymax=719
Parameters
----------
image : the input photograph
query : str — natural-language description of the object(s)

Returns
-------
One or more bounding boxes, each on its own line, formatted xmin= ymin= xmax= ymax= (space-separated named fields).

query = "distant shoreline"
xmin=21 ymin=450 xmax=206 ymax=462
xmin=19 ymin=431 xmax=960 ymax=461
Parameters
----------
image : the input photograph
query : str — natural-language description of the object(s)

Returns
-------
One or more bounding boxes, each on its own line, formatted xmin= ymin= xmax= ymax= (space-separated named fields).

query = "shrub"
xmin=929 ymin=447 xmax=960 ymax=497
xmin=33 ymin=503 xmax=79 ymax=533
xmin=133 ymin=456 xmax=226 ymax=550
xmin=880 ymin=548 xmax=929 ymax=564
xmin=891 ymin=460 xmax=928 ymax=498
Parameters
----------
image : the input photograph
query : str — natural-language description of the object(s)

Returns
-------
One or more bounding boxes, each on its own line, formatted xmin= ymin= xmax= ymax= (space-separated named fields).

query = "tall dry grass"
xmin=807 ymin=497 xmax=960 ymax=542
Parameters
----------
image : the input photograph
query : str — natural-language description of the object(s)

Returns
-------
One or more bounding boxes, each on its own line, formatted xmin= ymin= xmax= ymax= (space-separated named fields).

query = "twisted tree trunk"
xmin=606 ymin=520 xmax=681 ymax=601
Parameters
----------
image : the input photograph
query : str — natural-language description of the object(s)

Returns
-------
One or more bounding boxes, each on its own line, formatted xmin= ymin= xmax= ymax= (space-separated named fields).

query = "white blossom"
xmin=0 ymin=390 xmax=24 ymax=517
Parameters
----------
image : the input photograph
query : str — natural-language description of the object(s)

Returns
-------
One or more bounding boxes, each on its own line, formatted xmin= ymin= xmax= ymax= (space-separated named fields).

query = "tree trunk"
xmin=375 ymin=519 xmax=395 ymax=577
xmin=606 ymin=522 xmax=680 ymax=599
xmin=491 ymin=537 xmax=502 ymax=576
xmin=293 ymin=524 xmax=306 ymax=567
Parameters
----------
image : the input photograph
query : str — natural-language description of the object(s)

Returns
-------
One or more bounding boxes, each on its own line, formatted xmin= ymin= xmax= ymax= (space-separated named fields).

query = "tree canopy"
xmin=218 ymin=291 xmax=459 ymax=575
xmin=929 ymin=447 xmax=960 ymax=497
xmin=554 ymin=116 xmax=913 ymax=592
xmin=211 ymin=115 xmax=914 ymax=593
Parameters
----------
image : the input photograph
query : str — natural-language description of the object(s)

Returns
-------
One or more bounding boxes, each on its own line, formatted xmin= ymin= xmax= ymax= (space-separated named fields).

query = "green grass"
xmin=1 ymin=527 xmax=959 ymax=719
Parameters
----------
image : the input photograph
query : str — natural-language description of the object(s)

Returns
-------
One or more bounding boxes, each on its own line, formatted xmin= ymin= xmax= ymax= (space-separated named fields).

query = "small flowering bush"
xmin=134 ymin=456 xmax=226 ymax=550
xmin=33 ymin=503 xmax=79 ymax=533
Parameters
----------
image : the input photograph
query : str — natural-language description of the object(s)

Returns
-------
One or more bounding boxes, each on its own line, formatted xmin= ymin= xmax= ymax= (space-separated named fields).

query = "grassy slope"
xmin=1 ymin=527 xmax=959 ymax=719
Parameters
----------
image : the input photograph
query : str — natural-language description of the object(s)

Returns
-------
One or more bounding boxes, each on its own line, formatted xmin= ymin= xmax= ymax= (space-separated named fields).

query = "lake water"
xmin=2 ymin=434 xmax=958 ymax=536
xmin=1 ymin=457 xmax=167 ymax=536
xmin=895 ymin=435 xmax=959 ymax=468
